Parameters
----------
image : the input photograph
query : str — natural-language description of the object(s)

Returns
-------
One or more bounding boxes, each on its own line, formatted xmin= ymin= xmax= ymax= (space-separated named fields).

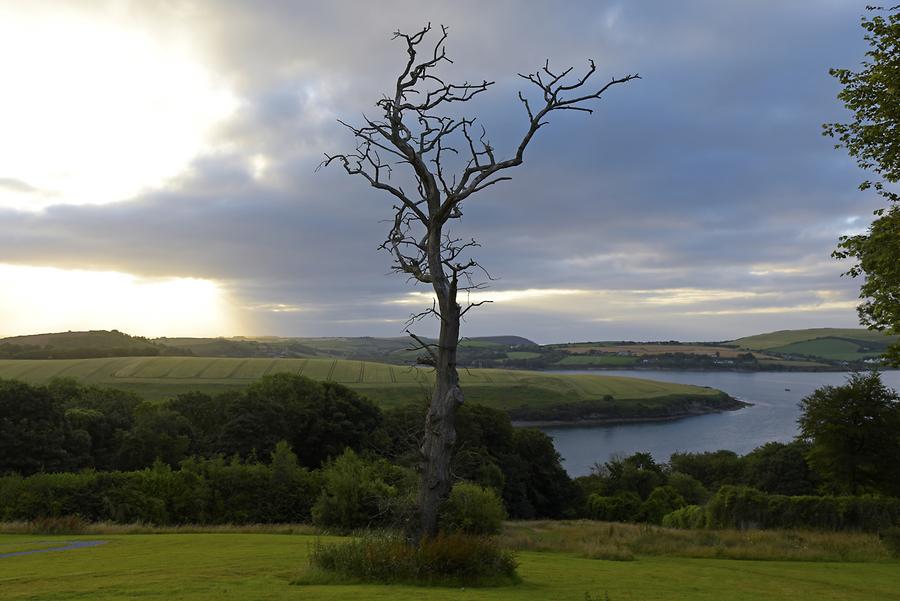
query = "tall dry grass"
xmin=501 ymin=520 xmax=895 ymax=562
xmin=0 ymin=519 xmax=317 ymax=536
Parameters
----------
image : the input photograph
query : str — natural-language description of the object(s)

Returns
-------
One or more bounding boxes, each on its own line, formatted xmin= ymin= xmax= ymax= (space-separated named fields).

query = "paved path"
xmin=0 ymin=540 xmax=107 ymax=558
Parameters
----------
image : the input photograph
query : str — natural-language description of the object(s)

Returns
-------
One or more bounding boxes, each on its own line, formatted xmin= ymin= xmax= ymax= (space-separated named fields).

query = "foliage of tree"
xmin=743 ymin=441 xmax=819 ymax=496
xmin=666 ymin=471 xmax=709 ymax=505
xmin=218 ymin=374 xmax=383 ymax=467
xmin=0 ymin=379 xmax=83 ymax=474
xmin=597 ymin=452 xmax=667 ymax=500
xmin=669 ymin=450 xmax=745 ymax=492
xmin=825 ymin=6 xmax=900 ymax=365
xmin=798 ymin=371 xmax=900 ymax=495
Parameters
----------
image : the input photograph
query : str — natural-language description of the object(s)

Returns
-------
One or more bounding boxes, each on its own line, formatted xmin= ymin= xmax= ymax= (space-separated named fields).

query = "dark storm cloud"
xmin=0 ymin=0 xmax=877 ymax=340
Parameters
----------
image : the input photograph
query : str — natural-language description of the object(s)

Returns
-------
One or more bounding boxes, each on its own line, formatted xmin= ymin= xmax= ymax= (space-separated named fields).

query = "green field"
xmin=731 ymin=328 xmax=899 ymax=361
xmin=0 ymin=532 xmax=896 ymax=600
xmin=0 ymin=357 xmax=722 ymax=409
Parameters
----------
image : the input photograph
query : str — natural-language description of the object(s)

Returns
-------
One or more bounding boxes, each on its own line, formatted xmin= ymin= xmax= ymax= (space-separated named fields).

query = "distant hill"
xmin=1 ymin=330 xmax=158 ymax=350
xmin=729 ymin=328 xmax=899 ymax=362
xmin=0 ymin=330 xmax=178 ymax=359
xmin=464 ymin=335 xmax=537 ymax=347
xmin=2 ymin=328 xmax=893 ymax=368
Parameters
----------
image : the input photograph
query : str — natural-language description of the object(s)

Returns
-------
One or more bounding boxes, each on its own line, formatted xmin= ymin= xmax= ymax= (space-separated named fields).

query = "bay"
xmin=541 ymin=369 xmax=900 ymax=477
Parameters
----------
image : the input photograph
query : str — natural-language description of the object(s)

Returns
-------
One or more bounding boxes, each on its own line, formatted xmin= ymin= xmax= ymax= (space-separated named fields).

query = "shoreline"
xmin=506 ymin=392 xmax=751 ymax=427
xmin=512 ymin=401 xmax=751 ymax=428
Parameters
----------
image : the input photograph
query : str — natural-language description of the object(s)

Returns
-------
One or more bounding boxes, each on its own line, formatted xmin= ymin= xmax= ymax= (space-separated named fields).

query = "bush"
xmin=440 ymin=482 xmax=506 ymax=535
xmin=586 ymin=491 xmax=641 ymax=522
xmin=706 ymin=485 xmax=900 ymax=531
xmin=306 ymin=531 xmax=519 ymax=586
xmin=311 ymin=449 xmax=399 ymax=533
xmin=639 ymin=486 xmax=686 ymax=524
xmin=0 ymin=443 xmax=323 ymax=525
xmin=661 ymin=505 xmax=708 ymax=529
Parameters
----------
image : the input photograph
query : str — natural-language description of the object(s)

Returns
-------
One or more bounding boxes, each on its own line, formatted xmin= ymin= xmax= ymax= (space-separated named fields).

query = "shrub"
xmin=311 ymin=449 xmax=398 ymax=533
xmin=639 ymin=486 xmax=686 ymax=524
xmin=306 ymin=531 xmax=519 ymax=586
xmin=661 ymin=505 xmax=707 ymax=529
xmin=586 ymin=492 xmax=641 ymax=522
xmin=706 ymin=485 xmax=900 ymax=531
xmin=440 ymin=482 xmax=506 ymax=535
xmin=706 ymin=486 xmax=769 ymax=529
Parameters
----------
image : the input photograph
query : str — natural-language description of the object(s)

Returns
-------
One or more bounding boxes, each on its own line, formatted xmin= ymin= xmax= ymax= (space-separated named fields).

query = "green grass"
xmin=0 ymin=357 xmax=722 ymax=410
xmin=732 ymin=328 xmax=898 ymax=351
xmin=506 ymin=351 xmax=542 ymax=360
xmin=0 ymin=532 xmax=897 ymax=600
xmin=768 ymin=338 xmax=883 ymax=361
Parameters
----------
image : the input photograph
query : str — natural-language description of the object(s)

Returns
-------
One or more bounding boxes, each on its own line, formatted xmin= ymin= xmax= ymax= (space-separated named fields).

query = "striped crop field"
xmin=0 ymin=357 xmax=724 ymax=410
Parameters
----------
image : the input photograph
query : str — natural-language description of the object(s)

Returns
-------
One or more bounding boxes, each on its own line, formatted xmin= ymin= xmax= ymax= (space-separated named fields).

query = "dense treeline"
xmin=1 ymin=371 xmax=897 ymax=532
xmin=0 ymin=374 xmax=572 ymax=524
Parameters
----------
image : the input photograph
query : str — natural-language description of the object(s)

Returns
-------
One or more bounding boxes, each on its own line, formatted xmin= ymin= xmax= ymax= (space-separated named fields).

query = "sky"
xmin=0 ymin=0 xmax=883 ymax=343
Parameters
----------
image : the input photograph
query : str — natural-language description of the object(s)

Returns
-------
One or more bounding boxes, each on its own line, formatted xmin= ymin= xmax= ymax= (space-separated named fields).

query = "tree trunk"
xmin=417 ymin=276 xmax=462 ymax=540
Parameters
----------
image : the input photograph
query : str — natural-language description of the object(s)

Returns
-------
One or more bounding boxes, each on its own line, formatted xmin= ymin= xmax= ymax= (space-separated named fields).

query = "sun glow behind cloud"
xmin=0 ymin=264 xmax=240 ymax=337
xmin=0 ymin=10 xmax=235 ymax=210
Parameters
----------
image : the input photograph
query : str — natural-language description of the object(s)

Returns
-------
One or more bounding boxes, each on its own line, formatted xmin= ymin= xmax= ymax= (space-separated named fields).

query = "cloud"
xmin=0 ymin=1 xmax=877 ymax=341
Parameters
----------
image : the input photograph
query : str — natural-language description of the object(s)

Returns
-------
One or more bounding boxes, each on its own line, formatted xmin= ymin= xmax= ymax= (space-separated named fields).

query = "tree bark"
xmin=416 ymin=232 xmax=462 ymax=540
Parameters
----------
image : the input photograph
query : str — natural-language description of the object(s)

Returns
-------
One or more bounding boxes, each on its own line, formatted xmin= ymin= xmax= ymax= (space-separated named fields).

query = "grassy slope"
xmin=733 ymin=328 xmax=899 ymax=350
xmin=0 ymin=357 xmax=722 ymax=410
xmin=0 ymin=533 xmax=897 ymax=601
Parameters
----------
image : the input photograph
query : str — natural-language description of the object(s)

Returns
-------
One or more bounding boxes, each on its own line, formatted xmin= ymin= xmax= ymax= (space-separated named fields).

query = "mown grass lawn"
xmin=0 ymin=533 xmax=897 ymax=600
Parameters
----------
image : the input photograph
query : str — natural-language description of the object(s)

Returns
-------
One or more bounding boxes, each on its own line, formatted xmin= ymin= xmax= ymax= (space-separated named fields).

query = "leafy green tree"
xmin=505 ymin=428 xmax=576 ymax=518
xmin=798 ymin=372 xmax=900 ymax=495
xmin=266 ymin=441 xmax=321 ymax=523
xmin=599 ymin=452 xmax=666 ymax=500
xmin=50 ymin=378 xmax=141 ymax=470
xmin=669 ymin=449 xmax=744 ymax=491
xmin=743 ymin=441 xmax=819 ymax=496
xmin=165 ymin=391 xmax=230 ymax=456
xmin=115 ymin=403 xmax=192 ymax=470
xmin=666 ymin=471 xmax=709 ymax=505
xmin=218 ymin=374 xmax=383 ymax=468
xmin=0 ymin=379 xmax=82 ymax=474
xmin=824 ymin=6 xmax=900 ymax=365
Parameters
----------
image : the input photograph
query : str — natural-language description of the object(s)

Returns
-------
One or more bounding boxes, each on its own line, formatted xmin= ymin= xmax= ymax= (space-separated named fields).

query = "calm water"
xmin=541 ymin=370 xmax=900 ymax=476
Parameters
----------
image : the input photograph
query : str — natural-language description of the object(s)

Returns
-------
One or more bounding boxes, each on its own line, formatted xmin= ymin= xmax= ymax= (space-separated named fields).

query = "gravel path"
xmin=0 ymin=540 xmax=107 ymax=558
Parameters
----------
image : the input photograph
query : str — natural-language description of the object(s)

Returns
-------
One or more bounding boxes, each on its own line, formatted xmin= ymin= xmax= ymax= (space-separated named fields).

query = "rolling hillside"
xmin=730 ymin=328 xmax=899 ymax=361
xmin=0 ymin=356 xmax=733 ymax=417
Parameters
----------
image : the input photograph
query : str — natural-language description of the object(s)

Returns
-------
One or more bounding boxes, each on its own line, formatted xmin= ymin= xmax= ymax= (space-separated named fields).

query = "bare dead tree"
xmin=321 ymin=24 xmax=637 ymax=540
